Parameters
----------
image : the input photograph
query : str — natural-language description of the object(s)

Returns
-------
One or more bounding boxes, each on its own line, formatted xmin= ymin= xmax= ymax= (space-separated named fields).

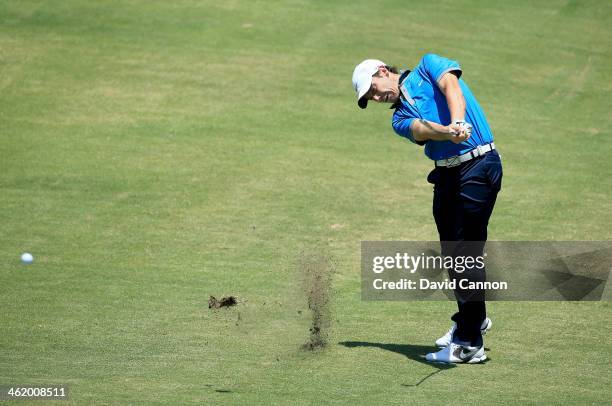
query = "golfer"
xmin=352 ymin=54 xmax=502 ymax=363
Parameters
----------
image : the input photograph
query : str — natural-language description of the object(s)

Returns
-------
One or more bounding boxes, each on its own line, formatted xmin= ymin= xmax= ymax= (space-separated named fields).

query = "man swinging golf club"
xmin=352 ymin=54 xmax=502 ymax=363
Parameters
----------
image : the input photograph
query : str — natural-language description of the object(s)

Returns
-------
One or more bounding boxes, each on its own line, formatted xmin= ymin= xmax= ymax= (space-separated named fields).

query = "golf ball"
xmin=21 ymin=253 xmax=34 ymax=264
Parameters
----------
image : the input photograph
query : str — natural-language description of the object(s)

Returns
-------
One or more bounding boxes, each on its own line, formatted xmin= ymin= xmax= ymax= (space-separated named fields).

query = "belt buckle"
xmin=476 ymin=145 xmax=486 ymax=156
xmin=445 ymin=156 xmax=461 ymax=168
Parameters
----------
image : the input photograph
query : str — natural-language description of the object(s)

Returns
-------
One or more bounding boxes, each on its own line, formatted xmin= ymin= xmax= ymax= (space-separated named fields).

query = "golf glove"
xmin=452 ymin=120 xmax=473 ymax=137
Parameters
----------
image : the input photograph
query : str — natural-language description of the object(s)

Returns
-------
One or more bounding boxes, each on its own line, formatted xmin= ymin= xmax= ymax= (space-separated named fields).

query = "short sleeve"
xmin=392 ymin=114 xmax=417 ymax=144
xmin=421 ymin=53 xmax=462 ymax=84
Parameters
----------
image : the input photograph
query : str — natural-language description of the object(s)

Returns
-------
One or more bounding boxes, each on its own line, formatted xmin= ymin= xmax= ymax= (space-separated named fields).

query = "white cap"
xmin=352 ymin=59 xmax=386 ymax=109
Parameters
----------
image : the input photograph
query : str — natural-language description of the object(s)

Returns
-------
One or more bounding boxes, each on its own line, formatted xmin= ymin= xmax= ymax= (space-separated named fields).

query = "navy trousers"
xmin=427 ymin=149 xmax=502 ymax=346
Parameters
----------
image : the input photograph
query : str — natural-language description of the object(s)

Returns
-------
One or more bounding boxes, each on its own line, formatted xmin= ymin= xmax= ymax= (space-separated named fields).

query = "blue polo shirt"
xmin=392 ymin=54 xmax=494 ymax=160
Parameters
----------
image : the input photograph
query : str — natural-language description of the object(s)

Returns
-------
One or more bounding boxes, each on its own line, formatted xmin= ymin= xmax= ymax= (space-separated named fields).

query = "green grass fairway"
xmin=1 ymin=0 xmax=611 ymax=404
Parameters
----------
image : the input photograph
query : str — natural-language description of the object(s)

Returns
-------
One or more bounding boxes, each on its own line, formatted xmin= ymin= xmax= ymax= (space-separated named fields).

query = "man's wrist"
xmin=443 ymin=125 xmax=458 ymax=139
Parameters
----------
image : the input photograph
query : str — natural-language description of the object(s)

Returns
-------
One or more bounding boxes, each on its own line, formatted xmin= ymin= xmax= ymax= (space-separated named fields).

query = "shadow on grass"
xmin=339 ymin=341 xmax=454 ymax=369
xmin=203 ymin=384 xmax=235 ymax=394
xmin=339 ymin=341 xmax=456 ymax=386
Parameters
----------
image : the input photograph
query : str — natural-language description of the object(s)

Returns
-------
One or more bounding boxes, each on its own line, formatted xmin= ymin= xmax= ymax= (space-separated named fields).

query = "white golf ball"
xmin=21 ymin=253 xmax=34 ymax=264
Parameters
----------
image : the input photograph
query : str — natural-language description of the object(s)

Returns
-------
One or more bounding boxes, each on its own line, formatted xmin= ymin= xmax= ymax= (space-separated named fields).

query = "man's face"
xmin=365 ymin=67 xmax=400 ymax=104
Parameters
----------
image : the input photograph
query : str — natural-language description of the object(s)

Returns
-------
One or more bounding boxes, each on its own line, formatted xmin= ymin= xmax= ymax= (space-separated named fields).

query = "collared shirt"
xmin=392 ymin=54 xmax=495 ymax=161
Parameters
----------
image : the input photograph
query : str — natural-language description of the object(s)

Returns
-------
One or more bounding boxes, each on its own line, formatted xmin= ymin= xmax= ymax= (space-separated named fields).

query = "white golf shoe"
xmin=426 ymin=342 xmax=487 ymax=364
xmin=435 ymin=317 xmax=492 ymax=348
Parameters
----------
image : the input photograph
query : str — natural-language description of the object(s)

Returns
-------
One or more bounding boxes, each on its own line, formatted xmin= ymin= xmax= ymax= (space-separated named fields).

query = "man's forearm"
xmin=438 ymin=72 xmax=466 ymax=122
xmin=445 ymin=87 xmax=466 ymax=123
xmin=411 ymin=119 xmax=454 ymax=142
xmin=410 ymin=119 xmax=470 ymax=144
